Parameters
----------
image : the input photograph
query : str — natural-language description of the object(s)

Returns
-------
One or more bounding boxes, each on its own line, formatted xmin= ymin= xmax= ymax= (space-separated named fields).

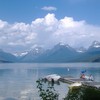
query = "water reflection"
xmin=0 ymin=69 xmax=13 ymax=77
xmin=4 ymin=98 xmax=17 ymax=100
xmin=0 ymin=63 xmax=100 ymax=100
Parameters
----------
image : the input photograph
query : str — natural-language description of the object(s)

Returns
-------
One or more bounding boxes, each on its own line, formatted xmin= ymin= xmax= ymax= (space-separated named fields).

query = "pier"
xmin=59 ymin=76 xmax=100 ymax=89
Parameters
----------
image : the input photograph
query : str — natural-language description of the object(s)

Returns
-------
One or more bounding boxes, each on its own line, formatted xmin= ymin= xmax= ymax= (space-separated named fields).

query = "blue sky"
xmin=0 ymin=0 xmax=100 ymax=53
xmin=0 ymin=0 xmax=100 ymax=25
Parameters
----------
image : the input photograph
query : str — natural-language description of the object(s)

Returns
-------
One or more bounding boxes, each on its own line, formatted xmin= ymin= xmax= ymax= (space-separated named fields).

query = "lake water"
xmin=0 ymin=63 xmax=100 ymax=100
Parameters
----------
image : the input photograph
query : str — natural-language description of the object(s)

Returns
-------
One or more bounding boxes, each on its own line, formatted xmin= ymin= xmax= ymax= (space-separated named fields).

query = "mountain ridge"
xmin=1 ymin=41 xmax=100 ymax=63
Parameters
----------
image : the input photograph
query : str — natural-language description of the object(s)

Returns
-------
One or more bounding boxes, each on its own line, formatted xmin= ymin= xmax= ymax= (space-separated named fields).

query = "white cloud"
xmin=0 ymin=20 xmax=8 ymax=29
xmin=41 ymin=6 xmax=57 ymax=11
xmin=0 ymin=13 xmax=100 ymax=52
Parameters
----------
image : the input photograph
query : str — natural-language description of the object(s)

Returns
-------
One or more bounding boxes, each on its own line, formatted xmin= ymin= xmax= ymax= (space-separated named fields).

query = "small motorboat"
xmin=44 ymin=74 xmax=61 ymax=82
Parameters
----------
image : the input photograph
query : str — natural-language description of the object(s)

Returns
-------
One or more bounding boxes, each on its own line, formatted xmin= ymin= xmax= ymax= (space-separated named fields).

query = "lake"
xmin=0 ymin=63 xmax=100 ymax=100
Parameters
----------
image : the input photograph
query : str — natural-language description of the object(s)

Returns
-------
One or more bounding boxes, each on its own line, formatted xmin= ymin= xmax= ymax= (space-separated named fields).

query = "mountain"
xmin=13 ymin=51 xmax=28 ymax=57
xmin=76 ymin=41 xmax=100 ymax=62
xmin=19 ymin=47 xmax=44 ymax=62
xmin=1 ymin=41 xmax=100 ymax=63
xmin=0 ymin=49 xmax=17 ymax=62
xmin=86 ymin=41 xmax=100 ymax=61
xmin=34 ymin=43 xmax=79 ymax=62
xmin=14 ymin=41 xmax=100 ymax=63
xmin=93 ymin=57 xmax=100 ymax=62
xmin=89 ymin=41 xmax=100 ymax=49
xmin=76 ymin=47 xmax=86 ymax=53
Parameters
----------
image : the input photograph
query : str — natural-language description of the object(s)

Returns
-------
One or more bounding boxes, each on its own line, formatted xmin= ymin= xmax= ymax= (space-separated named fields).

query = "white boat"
xmin=44 ymin=74 xmax=61 ymax=82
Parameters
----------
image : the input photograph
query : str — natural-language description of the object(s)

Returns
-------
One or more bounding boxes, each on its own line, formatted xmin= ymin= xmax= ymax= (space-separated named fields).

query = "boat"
xmin=44 ymin=74 xmax=61 ymax=82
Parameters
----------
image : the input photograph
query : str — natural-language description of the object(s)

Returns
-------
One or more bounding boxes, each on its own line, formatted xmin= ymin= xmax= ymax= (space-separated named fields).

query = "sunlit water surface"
xmin=0 ymin=63 xmax=100 ymax=100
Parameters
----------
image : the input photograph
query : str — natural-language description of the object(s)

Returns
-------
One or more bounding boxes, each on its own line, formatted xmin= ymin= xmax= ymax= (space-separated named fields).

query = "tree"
xmin=36 ymin=79 xmax=59 ymax=100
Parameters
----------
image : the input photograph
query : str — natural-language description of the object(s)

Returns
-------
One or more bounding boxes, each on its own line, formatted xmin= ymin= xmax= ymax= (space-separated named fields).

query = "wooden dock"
xmin=59 ymin=76 xmax=100 ymax=89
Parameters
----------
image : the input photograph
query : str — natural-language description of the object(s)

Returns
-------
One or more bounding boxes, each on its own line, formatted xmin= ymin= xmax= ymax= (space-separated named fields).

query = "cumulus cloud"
xmin=41 ymin=6 xmax=57 ymax=11
xmin=0 ymin=13 xmax=100 ymax=52
xmin=0 ymin=20 xmax=8 ymax=29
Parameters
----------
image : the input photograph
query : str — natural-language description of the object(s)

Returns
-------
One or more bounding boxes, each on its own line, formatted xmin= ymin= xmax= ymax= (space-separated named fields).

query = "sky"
xmin=0 ymin=0 xmax=100 ymax=53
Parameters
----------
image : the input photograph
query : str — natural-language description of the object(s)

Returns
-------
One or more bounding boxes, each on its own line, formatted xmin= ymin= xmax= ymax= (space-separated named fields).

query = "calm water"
xmin=0 ymin=63 xmax=100 ymax=100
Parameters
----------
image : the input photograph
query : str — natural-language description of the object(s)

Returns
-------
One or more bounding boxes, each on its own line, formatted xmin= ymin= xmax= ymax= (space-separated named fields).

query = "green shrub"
xmin=36 ymin=79 xmax=59 ymax=100
xmin=64 ymin=86 xmax=100 ymax=100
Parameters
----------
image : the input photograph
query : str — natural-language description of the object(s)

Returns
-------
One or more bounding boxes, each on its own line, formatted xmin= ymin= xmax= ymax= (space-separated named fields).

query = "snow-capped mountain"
xmin=54 ymin=42 xmax=72 ymax=50
xmin=76 ymin=47 xmax=86 ymax=53
xmin=89 ymin=41 xmax=100 ymax=48
xmin=87 ymin=41 xmax=100 ymax=53
xmin=34 ymin=43 xmax=79 ymax=62
xmin=77 ymin=41 xmax=100 ymax=62
xmin=53 ymin=42 xmax=77 ymax=54
xmin=20 ymin=46 xmax=44 ymax=62
xmin=13 ymin=51 xmax=28 ymax=57
xmin=1 ymin=41 xmax=100 ymax=63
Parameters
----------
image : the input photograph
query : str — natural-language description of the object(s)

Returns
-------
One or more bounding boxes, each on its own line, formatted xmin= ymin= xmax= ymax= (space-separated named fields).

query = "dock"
xmin=59 ymin=76 xmax=100 ymax=89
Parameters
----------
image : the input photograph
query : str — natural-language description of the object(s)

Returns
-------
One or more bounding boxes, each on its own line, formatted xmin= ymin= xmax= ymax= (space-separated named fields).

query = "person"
xmin=80 ymin=74 xmax=85 ymax=79
xmin=89 ymin=74 xmax=94 ymax=81
xmin=51 ymin=78 xmax=54 ymax=86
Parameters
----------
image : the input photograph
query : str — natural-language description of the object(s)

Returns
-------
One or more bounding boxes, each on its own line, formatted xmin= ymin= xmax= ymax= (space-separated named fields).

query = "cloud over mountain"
xmin=0 ymin=13 xmax=100 ymax=52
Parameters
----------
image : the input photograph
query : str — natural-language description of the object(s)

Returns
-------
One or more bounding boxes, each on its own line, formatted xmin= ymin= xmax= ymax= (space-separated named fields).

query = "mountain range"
xmin=1 ymin=41 xmax=100 ymax=63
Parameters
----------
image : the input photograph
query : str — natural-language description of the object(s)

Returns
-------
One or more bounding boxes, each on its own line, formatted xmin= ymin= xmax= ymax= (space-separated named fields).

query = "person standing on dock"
xmin=89 ymin=74 xmax=94 ymax=81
